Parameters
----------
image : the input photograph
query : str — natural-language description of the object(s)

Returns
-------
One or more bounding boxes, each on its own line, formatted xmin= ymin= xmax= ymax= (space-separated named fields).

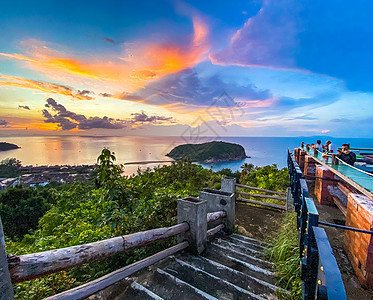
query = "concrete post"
xmin=199 ymin=188 xmax=235 ymax=234
xmin=177 ymin=197 xmax=207 ymax=254
xmin=304 ymin=155 xmax=316 ymax=177
xmin=0 ymin=216 xmax=14 ymax=300
xmin=286 ymin=187 xmax=294 ymax=211
xmin=221 ymin=177 xmax=236 ymax=194
xmin=299 ymin=149 xmax=306 ymax=172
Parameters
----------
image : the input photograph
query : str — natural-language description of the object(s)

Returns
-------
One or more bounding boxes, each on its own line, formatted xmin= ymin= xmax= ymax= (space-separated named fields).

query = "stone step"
xmin=177 ymin=253 xmax=282 ymax=297
xmin=131 ymin=263 xmax=217 ymax=300
xmin=215 ymin=237 xmax=265 ymax=258
xmin=202 ymin=244 xmax=277 ymax=285
xmin=210 ymin=241 xmax=274 ymax=270
xmin=156 ymin=256 xmax=267 ymax=300
xmin=221 ymin=235 xmax=268 ymax=253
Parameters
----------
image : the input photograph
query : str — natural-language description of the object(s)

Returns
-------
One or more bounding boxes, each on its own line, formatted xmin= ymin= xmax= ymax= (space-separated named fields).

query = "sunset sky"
xmin=0 ymin=0 xmax=372 ymax=137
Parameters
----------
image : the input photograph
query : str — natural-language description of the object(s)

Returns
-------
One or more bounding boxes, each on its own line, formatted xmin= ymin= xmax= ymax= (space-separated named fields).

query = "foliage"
xmin=3 ymin=150 xmax=290 ymax=299
xmin=0 ymin=157 xmax=22 ymax=178
xmin=267 ymin=212 xmax=301 ymax=299
xmin=240 ymin=164 xmax=289 ymax=192
xmin=166 ymin=141 xmax=246 ymax=162
xmin=0 ymin=185 xmax=56 ymax=239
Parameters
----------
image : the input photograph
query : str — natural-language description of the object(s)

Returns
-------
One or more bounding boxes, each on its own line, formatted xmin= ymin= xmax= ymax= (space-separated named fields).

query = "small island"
xmin=0 ymin=142 xmax=20 ymax=151
xmin=166 ymin=141 xmax=248 ymax=163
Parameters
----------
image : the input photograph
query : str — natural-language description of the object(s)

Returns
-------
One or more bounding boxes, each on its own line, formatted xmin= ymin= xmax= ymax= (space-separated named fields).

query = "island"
xmin=0 ymin=142 xmax=20 ymax=151
xmin=166 ymin=141 xmax=248 ymax=163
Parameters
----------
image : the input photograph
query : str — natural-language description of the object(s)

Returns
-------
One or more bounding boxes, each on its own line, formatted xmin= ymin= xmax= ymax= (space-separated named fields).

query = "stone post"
xmin=299 ymin=149 xmax=306 ymax=172
xmin=177 ymin=197 xmax=207 ymax=254
xmin=314 ymin=165 xmax=337 ymax=205
xmin=0 ymin=216 xmax=14 ymax=300
xmin=199 ymin=188 xmax=235 ymax=234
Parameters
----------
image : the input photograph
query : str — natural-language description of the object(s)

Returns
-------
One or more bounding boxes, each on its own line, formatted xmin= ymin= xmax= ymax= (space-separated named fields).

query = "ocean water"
xmin=0 ymin=136 xmax=372 ymax=175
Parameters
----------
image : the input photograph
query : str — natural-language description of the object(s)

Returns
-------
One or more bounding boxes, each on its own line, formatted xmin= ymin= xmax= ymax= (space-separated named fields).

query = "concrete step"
xmin=202 ymin=243 xmax=277 ymax=285
xmin=156 ymin=256 xmax=267 ymax=300
xmin=221 ymin=235 xmax=268 ymax=253
xmin=87 ymin=278 xmax=163 ymax=300
xmin=231 ymin=233 xmax=269 ymax=248
xmin=210 ymin=241 xmax=274 ymax=270
xmin=131 ymin=263 xmax=217 ymax=300
xmin=177 ymin=253 xmax=282 ymax=298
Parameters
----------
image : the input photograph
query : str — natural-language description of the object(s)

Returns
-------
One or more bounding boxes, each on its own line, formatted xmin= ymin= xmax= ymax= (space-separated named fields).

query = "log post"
xmin=199 ymin=189 xmax=235 ymax=234
xmin=177 ymin=197 xmax=207 ymax=254
xmin=0 ymin=216 xmax=14 ymax=300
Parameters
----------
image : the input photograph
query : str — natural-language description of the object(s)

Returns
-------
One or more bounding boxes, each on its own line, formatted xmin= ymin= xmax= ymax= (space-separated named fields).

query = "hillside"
xmin=0 ymin=142 xmax=20 ymax=151
xmin=166 ymin=141 xmax=247 ymax=163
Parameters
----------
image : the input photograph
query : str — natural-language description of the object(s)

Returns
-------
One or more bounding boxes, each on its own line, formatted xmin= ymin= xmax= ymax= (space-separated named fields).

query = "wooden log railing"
xmin=235 ymin=183 xmax=287 ymax=211
xmin=10 ymin=223 xmax=190 ymax=284
xmin=207 ymin=210 xmax=226 ymax=223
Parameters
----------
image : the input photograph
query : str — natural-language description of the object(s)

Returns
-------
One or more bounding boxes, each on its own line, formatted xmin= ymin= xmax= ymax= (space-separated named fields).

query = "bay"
xmin=0 ymin=136 xmax=372 ymax=175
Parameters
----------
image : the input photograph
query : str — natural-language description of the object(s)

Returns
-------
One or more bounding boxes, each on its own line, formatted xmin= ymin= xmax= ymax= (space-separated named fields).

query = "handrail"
xmin=287 ymin=149 xmax=347 ymax=299
xmin=236 ymin=190 xmax=286 ymax=201
xmin=10 ymin=222 xmax=189 ymax=283
xmin=207 ymin=211 xmax=226 ymax=223
xmin=45 ymin=241 xmax=189 ymax=300
xmin=207 ymin=224 xmax=225 ymax=238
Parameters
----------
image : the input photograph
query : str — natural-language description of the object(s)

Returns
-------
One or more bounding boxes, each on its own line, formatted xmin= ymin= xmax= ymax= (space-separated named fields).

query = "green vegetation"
xmin=166 ymin=141 xmax=247 ymax=162
xmin=0 ymin=150 xmax=289 ymax=299
xmin=0 ymin=158 xmax=22 ymax=178
xmin=0 ymin=142 xmax=20 ymax=151
xmin=267 ymin=212 xmax=301 ymax=299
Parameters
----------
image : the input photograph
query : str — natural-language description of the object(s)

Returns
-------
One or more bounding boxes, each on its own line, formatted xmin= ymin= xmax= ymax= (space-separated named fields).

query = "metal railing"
xmin=288 ymin=149 xmax=347 ymax=300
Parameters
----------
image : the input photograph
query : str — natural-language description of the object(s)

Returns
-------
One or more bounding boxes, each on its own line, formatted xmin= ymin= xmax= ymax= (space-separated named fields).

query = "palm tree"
xmin=240 ymin=163 xmax=254 ymax=176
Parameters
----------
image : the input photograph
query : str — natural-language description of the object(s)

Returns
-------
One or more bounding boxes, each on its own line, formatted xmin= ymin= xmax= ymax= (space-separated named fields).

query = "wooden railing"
xmin=235 ymin=183 xmax=287 ymax=211
xmin=0 ymin=186 xmax=231 ymax=300
xmin=288 ymin=149 xmax=347 ymax=299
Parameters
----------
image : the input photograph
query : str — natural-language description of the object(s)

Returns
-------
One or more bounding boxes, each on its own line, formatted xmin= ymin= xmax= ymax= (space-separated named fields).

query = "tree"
xmin=240 ymin=163 xmax=254 ymax=176
xmin=0 ymin=158 xmax=22 ymax=178
xmin=95 ymin=149 xmax=123 ymax=191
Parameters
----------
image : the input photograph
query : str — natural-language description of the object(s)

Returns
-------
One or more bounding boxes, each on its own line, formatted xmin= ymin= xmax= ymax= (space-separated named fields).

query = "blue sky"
xmin=0 ymin=0 xmax=372 ymax=137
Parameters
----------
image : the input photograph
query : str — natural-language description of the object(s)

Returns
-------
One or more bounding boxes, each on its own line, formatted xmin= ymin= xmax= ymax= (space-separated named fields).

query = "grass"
xmin=266 ymin=212 xmax=302 ymax=300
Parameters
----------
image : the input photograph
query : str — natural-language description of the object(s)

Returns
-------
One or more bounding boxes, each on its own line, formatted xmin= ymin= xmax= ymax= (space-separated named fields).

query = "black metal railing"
xmin=288 ymin=149 xmax=347 ymax=300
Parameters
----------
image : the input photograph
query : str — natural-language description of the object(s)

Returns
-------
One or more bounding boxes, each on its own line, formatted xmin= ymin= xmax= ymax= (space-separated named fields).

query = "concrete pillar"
xmin=221 ymin=177 xmax=236 ymax=194
xmin=0 ymin=217 xmax=14 ymax=300
xmin=286 ymin=187 xmax=294 ymax=212
xmin=199 ymin=189 xmax=235 ymax=234
xmin=294 ymin=148 xmax=300 ymax=163
xmin=177 ymin=197 xmax=207 ymax=254
xmin=299 ymin=149 xmax=306 ymax=172
xmin=314 ymin=165 xmax=336 ymax=205
xmin=304 ymin=155 xmax=316 ymax=177
xmin=344 ymin=193 xmax=373 ymax=288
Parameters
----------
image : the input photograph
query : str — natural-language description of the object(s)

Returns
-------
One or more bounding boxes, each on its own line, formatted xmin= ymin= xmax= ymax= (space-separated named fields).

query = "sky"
xmin=0 ymin=0 xmax=372 ymax=137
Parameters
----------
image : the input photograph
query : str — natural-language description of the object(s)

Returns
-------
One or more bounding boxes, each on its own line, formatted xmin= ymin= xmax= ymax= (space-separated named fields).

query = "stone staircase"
xmin=89 ymin=233 xmax=288 ymax=300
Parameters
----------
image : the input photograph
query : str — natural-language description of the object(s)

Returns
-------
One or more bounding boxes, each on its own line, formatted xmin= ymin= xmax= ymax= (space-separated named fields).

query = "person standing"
xmin=337 ymin=144 xmax=356 ymax=165
xmin=326 ymin=140 xmax=338 ymax=153
xmin=316 ymin=140 xmax=323 ymax=152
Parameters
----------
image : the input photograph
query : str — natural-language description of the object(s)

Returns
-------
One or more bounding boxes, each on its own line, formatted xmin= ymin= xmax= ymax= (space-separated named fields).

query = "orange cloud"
xmin=0 ymin=74 xmax=93 ymax=100
xmin=0 ymin=18 xmax=209 ymax=91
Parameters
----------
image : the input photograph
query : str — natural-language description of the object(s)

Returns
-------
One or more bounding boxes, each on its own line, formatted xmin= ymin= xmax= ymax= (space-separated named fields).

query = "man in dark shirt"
xmin=337 ymin=144 xmax=356 ymax=165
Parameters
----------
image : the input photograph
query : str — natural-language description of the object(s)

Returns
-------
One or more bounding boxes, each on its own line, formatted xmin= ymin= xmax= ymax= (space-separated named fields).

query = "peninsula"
xmin=0 ymin=142 xmax=20 ymax=151
xmin=166 ymin=141 xmax=248 ymax=163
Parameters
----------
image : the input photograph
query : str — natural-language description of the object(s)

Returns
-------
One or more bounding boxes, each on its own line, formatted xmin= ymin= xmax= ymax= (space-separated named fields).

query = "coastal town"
xmin=0 ymin=164 xmax=94 ymax=190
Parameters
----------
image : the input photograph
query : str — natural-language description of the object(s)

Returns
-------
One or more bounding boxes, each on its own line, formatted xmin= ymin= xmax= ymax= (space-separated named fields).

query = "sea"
xmin=1 ymin=136 xmax=372 ymax=175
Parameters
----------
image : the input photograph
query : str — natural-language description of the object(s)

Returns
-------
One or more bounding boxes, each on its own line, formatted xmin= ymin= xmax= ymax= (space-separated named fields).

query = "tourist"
xmin=315 ymin=140 xmax=323 ymax=152
xmin=325 ymin=140 xmax=338 ymax=153
xmin=337 ymin=144 xmax=356 ymax=166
